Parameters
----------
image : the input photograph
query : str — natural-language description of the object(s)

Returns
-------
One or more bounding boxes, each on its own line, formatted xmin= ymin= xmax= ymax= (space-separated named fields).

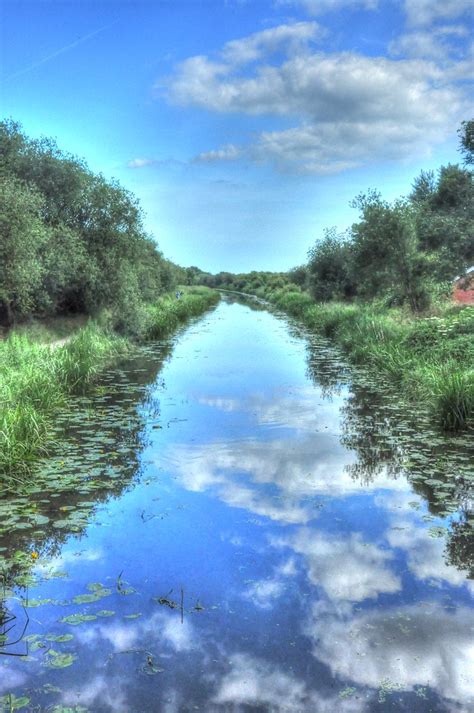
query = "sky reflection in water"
xmin=1 ymin=298 xmax=473 ymax=712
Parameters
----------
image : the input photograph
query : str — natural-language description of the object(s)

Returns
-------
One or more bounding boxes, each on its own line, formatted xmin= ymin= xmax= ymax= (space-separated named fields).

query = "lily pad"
xmin=44 ymin=651 xmax=77 ymax=669
xmin=60 ymin=613 xmax=97 ymax=626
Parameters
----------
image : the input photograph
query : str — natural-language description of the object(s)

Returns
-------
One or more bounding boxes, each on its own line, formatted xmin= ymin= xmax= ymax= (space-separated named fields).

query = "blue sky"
xmin=1 ymin=0 xmax=472 ymax=272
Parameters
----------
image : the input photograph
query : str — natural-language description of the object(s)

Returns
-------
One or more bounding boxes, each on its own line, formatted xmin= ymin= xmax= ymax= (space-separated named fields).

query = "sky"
xmin=1 ymin=0 xmax=473 ymax=272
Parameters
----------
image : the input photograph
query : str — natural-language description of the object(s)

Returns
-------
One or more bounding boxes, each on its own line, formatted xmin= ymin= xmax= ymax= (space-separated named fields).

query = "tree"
xmin=411 ymin=164 xmax=473 ymax=280
xmin=410 ymin=170 xmax=436 ymax=204
xmin=351 ymin=195 xmax=430 ymax=311
xmin=0 ymin=177 xmax=49 ymax=323
xmin=458 ymin=119 xmax=474 ymax=165
xmin=307 ymin=228 xmax=356 ymax=301
xmin=288 ymin=265 xmax=308 ymax=288
xmin=0 ymin=119 xmax=183 ymax=325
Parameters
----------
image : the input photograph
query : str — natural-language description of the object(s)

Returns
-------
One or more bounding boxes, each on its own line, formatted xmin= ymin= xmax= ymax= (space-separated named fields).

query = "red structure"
xmin=453 ymin=268 xmax=474 ymax=305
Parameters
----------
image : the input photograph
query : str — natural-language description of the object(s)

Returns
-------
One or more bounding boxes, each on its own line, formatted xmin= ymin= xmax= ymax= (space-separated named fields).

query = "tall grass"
xmin=0 ymin=324 xmax=126 ymax=475
xmin=240 ymin=282 xmax=473 ymax=432
xmin=144 ymin=287 xmax=220 ymax=339
xmin=0 ymin=287 xmax=220 ymax=477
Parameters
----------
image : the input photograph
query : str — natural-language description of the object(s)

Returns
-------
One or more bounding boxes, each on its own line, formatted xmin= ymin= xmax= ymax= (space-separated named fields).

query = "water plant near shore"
xmin=144 ymin=287 xmax=220 ymax=340
xmin=0 ymin=287 xmax=220 ymax=476
xmin=0 ymin=324 xmax=126 ymax=475
xmin=221 ymin=284 xmax=473 ymax=432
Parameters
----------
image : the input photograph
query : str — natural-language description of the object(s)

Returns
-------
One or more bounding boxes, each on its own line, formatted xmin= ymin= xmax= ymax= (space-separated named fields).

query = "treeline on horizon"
xmin=0 ymin=120 xmax=188 ymax=334
xmin=194 ymin=121 xmax=473 ymax=312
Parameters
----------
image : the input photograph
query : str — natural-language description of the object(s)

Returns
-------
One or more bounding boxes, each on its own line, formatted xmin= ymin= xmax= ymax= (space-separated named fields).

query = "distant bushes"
xmin=200 ymin=121 xmax=474 ymax=431
xmin=0 ymin=120 xmax=186 ymax=328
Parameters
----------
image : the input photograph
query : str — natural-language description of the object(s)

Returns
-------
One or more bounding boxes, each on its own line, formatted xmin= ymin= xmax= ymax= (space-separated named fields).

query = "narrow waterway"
xmin=1 ymin=296 xmax=473 ymax=713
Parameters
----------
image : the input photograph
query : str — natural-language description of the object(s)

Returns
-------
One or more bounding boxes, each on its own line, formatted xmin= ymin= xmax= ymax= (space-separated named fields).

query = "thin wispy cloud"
xmin=1 ymin=20 xmax=117 ymax=84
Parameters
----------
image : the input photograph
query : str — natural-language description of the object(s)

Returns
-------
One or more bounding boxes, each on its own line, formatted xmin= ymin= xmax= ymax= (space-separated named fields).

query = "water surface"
xmin=1 ymin=297 xmax=473 ymax=712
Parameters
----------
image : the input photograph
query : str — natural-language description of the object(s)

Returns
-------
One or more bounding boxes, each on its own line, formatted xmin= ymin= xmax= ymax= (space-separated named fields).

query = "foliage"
xmin=0 ymin=120 xmax=183 ymax=327
xmin=458 ymin=119 xmax=474 ymax=165
xmin=350 ymin=196 xmax=431 ymax=311
xmin=307 ymin=228 xmax=356 ymax=301
xmin=0 ymin=323 xmax=126 ymax=474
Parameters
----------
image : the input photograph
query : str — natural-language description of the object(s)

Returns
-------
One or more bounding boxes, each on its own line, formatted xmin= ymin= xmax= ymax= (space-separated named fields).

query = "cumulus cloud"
xmin=277 ymin=0 xmax=378 ymax=16
xmin=61 ymin=674 xmax=129 ymax=712
xmin=127 ymin=157 xmax=185 ymax=169
xmin=127 ymin=158 xmax=158 ymax=168
xmin=197 ymin=385 xmax=344 ymax=431
xmin=163 ymin=21 xmax=468 ymax=174
xmin=0 ymin=669 xmax=27 ymax=695
xmin=37 ymin=546 xmax=103 ymax=576
xmin=242 ymin=557 xmax=297 ymax=608
xmin=168 ymin=427 xmax=408 ymax=525
xmin=309 ymin=604 xmax=474 ymax=707
xmin=271 ymin=529 xmax=401 ymax=602
xmin=77 ymin=610 xmax=197 ymax=654
xmin=194 ymin=144 xmax=242 ymax=163
xmin=404 ymin=0 xmax=473 ymax=27
xmin=387 ymin=522 xmax=474 ymax=592
xmin=221 ymin=21 xmax=325 ymax=64
xmin=376 ymin=491 xmax=474 ymax=592
xmin=389 ymin=25 xmax=470 ymax=60
xmin=243 ymin=577 xmax=286 ymax=608
xmin=212 ymin=653 xmax=366 ymax=712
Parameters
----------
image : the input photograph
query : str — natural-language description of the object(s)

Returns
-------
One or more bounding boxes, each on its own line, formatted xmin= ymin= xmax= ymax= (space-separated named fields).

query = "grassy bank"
xmin=226 ymin=284 xmax=473 ymax=432
xmin=143 ymin=286 xmax=220 ymax=339
xmin=0 ymin=287 xmax=219 ymax=477
xmin=0 ymin=323 xmax=127 ymax=476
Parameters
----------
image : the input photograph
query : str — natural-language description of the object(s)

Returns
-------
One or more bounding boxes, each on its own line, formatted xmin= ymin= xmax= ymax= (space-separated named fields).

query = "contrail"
xmin=1 ymin=19 xmax=118 ymax=84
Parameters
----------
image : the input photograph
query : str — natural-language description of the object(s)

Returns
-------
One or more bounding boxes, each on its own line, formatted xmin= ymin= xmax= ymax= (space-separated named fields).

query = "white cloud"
xmin=389 ymin=25 xmax=470 ymax=60
xmin=404 ymin=0 xmax=473 ymax=27
xmin=0 ymin=669 xmax=26 ymax=695
xmin=242 ymin=557 xmax=297 ymax=608
xmin=310 ymin=604 xmax=474 ymax=707
xmin=243 ymin=578 xmax=286 ymax=608
xmin=127 ymin=157 xmax=185 ymax=169
xmin=221 ymin=21 xmax=325 ymax=64
xmin=61 ymin=674 xmax=129 ymax=712
xmin=277 ymin=0 xmax=378 ymax=16
xmin=77 ymin=610 xmax=197 ymax=654
xmin=164 ymin=22 xmax=468 ymax=174
xmin=37 ymin=547 xmax=103 ymax=576
xmin=127 ymin=158 xmax=158 ymax=168
xmin=194 ymin=144 xmax=242 ymax=163
xmin=271 ymin=529 xmax=401 ymax=602
xmin=212 ymin=653 xmax=366 ymax=712
xmin=197 ymin=386 xmax=344 ymax=431
xmin=168 ymin=429 xmax=409 ymax=525
xmin=387 ymin=522 xmax=474 ymax=592
xmin=376 ymin=491 xmax=474 ymax=593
